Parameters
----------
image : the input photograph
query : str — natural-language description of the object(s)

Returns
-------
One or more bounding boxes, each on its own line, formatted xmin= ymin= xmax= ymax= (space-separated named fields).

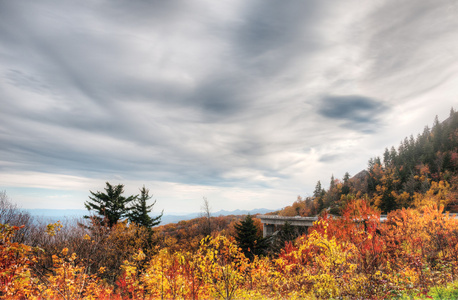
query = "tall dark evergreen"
xmin=383 ymin=148 xmax=392 ymax=168
xmin=325 ymin=174 xmax=339 ymax=208
xmin=341 ymin=172 xmax=351 ymax=196
xmin=128 ymin=186 xmax=162 ymax=228
xmin=234 ymin=215 xmax=269 ymax=260
xmin=84 ymin=182 xmax=135 ymax=228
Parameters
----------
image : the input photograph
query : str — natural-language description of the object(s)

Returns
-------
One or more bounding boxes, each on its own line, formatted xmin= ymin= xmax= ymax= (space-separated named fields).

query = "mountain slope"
xmin=277 ymin=109 xmax=458 ymax=216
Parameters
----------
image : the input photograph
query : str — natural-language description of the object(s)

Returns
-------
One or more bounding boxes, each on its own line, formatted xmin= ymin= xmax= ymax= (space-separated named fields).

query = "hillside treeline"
xmin=278 ymin=108 xmax=458 ymax=217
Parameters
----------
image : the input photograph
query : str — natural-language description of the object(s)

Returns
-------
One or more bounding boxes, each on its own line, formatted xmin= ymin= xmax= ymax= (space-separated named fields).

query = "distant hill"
xmin=155 ymin=208 xmax=275 ymax=225
xmin=25 ymin=209 xmax=87 ymax=221
xmin=25 ymin=208 xmax=276 ymax=225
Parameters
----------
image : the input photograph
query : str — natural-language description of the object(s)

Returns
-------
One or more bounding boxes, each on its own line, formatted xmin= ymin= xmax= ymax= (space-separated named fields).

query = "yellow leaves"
xmin=133 ymin=249 xmax=146 ymax=261
xmin=196 ymin=235 xmax=250 ymax=299
xmin=270 ymin=225 xmax=361 ymax=299
xmin=5 ymin=202 xmax=458 ymax=299
xmin=33 ymin=248 xmax=110 ymax=299
xmin=413 ymin=180 xmax=452 ymax=208
xmin=45 ymin=221 xmax=62 ymax=236
xmin=70 ymin=252 xmax=77 ymax=261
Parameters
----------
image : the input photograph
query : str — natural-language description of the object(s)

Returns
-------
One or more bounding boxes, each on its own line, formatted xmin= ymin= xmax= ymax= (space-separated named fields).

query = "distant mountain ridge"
xmin=161 ymin=208 xmax=275 ymax=224
xmin=25 ymin=208 xmax=276 ymax=224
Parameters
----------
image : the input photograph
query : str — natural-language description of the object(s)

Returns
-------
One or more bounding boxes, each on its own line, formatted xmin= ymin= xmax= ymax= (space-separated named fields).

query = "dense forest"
xmin=1 ymin=109 xmax=458 ymax=299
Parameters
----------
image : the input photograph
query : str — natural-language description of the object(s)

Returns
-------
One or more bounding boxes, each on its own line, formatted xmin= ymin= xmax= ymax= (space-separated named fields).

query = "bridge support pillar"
xmin=263 ymin=224 xmax=276 ymax=237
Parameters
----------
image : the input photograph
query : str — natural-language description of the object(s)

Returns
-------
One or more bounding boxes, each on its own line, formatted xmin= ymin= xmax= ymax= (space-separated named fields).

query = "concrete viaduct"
xmin=257 ymin=215 xmax=318 ymax=237
xmin=257 ymin=214 xmax=389 ymax=238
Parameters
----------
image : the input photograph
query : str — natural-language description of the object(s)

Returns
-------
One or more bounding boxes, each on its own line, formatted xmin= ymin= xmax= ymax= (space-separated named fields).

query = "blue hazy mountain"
xmin=25 ymin=208 xmax=276 ymax=224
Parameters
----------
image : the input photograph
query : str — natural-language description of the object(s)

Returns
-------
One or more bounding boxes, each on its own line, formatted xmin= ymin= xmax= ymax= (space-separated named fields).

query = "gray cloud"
xmin=5 ymin=69 xmax=53 ymax=95
xmin=319 ymin=154 xmax=342 ymax=163
xmin=233 ymin=0 xmax=324 ymax=75
xmin=318 ymin=95 xmax=390 ymax=133
xmin=361 ymin=0 xmax=458 ymax=100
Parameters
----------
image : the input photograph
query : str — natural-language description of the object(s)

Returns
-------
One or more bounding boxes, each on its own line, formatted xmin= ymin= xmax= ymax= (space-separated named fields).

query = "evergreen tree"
xmin=84 ymin=182 xmax=135 ymax=228
xmin=234 ymin=215 xmax=269 ymax=260
xmin=341 ymin=172 xmax=351 ymax=196
xmin=271 ymin=221 xmax=298 ymax=253
xmin=390 ymin=146 xmax=398 ymax=167
xmin=432 ymin=115 xmax=443 ymax=152
xmin=313 ymin=180 xmax=324 ymax=198
xmin=383 ymin=148 xmax=391 ymax=168
xmin=128 ymin=186 xmax=162 ymax=228
xmin=329 ymin=174 xmax=336 ymax=190
xmin=314 ymin=180 xmax=326 ymax=212
xmin=374 ymin=156 xmax=382 ymax=166
xmin=325 ymin=174 xmax=340 ymax=210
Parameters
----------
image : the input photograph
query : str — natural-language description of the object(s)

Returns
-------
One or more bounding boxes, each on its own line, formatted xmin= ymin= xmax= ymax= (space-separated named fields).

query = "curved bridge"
xmin=257 ymin=215 xmax=318 ymax=237
xmin=257 ymin=214 xmax=390 ymax=237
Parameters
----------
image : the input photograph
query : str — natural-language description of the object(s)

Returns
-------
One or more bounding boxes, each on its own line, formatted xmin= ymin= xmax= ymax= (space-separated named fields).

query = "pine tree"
xmin=432 ymin=115 xmax=443 ymax=152
xmin=313 ymin=180 xmax=323 ymax=198
xmin=234 ymin=215 xmax=269 ymax=260
xmin=341 ymin=172 xmax=351 ymax=196
xmin=128 ymin=186 xmax=162 ymax=228
xmin=84 ymin=182 xmax=135 ymax=228
xmin=313 ymin=180 xmax=326 ymax=212
xmin=383 ymin=148 xmax=391 ymax=168
xmin=325 ymin=174 xmax=340 ymax=210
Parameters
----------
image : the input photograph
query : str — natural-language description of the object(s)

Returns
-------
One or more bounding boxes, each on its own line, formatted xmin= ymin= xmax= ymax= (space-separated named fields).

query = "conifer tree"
xmin=341 ymin=172 xmax=351 ymax=196
xmin=128 ymin=186 xmax=162 ymax=228
xmin=84 ymin=182 xmax=135 ymax=228
xmin=234 ymin=215 xmax=269 ymax=260
xmin=383 ymin=148 xmax=391 ymax=168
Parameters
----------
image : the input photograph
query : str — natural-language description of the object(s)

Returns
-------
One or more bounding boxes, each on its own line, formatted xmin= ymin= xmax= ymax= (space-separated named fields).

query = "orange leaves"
xmin=379 ymin=205 xmax=458 ymax=295
xmin=3 ymin=201 xmax=458 ymax=299
xmin=35 ymin=245 xmax=112 ymax=299
xmin=0 ymin=224 xmax=35 ymax=299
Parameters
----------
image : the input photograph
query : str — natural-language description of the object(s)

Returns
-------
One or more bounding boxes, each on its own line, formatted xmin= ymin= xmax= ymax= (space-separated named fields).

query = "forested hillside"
xmin=277 ymin=108 xmax=458 ymax=216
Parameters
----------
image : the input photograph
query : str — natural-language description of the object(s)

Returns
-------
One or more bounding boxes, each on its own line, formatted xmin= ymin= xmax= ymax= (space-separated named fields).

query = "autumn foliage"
xmin=2 ymin=198 xmax=458 ymax=299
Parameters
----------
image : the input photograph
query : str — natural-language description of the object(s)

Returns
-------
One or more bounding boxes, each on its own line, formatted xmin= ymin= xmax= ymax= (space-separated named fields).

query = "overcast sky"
xmin=1 ymin=0 xmax=457 ymax=214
